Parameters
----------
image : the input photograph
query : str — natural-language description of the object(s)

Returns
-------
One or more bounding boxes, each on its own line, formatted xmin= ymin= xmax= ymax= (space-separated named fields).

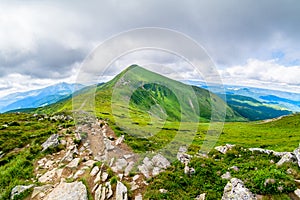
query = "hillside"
xmin=40 ymin=65 xmax=245 ymax=122
xmin=224 ymin=94 xmax=292 ymax=121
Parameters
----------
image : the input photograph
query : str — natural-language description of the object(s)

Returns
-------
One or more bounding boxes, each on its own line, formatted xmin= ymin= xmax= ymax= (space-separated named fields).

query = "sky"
xmin=1 ymin=0 xmax=300 ymax=97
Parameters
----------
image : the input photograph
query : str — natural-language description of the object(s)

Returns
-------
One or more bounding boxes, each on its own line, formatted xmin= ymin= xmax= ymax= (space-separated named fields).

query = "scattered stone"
xmin=221 ymin=172 xmax=231 ymax=180
xmin=195 ymin=193 xmax=206 ymax=200
xmin=83 ymin=160 xmax=96 ymax=167
xmin=106 ymin=182 xmax=113 ymax=199
xmin=104 ymin=138 xmax=114 ymax=151
xmin=102 ymin=172 xmax=109 ymax=182
xmin=293 ymin=145 xmax=300 ymax=167
xmin=112 ymin=158 xmax=128 ymax=172
xmin=67 ymin=158 xmax=81 ymax=168
xmin=177 ymin=146 xmax=192 ymax=164
xmin=124 ymin=154 xmax=133 ymax=159
xmin=159 ymin=189 xmax=168 ymax=194
xmin=133 ymin=175 xmax=140 ymax=181
xmin=45 ymin=181 xmax=88 ymax=200
xmin=94 ymin=171 xmax=102 ymax=183
xmin=152 ymin=154 xmax=170 ymax=169
xmin=42 ymin=134 xmax=59 ymax=152
xmin=38 ymin=168 xmax=57 ymax=183
xmin=152 ymin=167 xmax=161 ymax=176
xmin=276 ymin=152 xmax=295 ymax=166
xmin=11 ymin=184 xmax=34 ymax=200
xmin=135 ymin=193 xmax=143 ymax=200
xmin=116 ymin=181 xmax=128 ymax=200
xmin=116 ymin=135 xmax=125 ymax=145
xmin=222 ymin=178 xmax=256 ymax=200
xmin=90 ymin=166 xmax=100 ymax=177
xmin=94 ymin=184 xmax=102 ymax=200
xmin=230 ymin=166 xmax=239 ymax=172
xmin=215 ymin=144 xmax=235 ymax=154
xmin=73 ymin=169 xmax=86 ymax=179
xmin=31 ymin=184 xmax=53 ymax=199
xmin=294 ymin=189 xmax=300 ymax=199
xmin=130 ymin=181 xmax=139 ymax=191
xmin=124 ymin=161 xmax=135 ymax=176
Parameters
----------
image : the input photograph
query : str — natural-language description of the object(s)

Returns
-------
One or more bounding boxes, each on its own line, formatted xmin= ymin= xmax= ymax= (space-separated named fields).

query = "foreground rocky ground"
xmin=9 ymin=115 xmax=300 ymax=200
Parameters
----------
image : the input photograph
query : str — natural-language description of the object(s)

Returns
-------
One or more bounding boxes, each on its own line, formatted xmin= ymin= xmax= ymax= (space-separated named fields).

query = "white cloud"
xmin=220 ymin=59 xmax=300 ymax=93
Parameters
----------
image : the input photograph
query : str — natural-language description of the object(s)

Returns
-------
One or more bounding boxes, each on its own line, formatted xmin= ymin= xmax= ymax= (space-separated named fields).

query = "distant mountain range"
xmin=1 ymin=68 xmax=299 ymax=121
xmin=183 ymin=80 xmax=300 ymax=112
xmin=0 ymin=82 xmax=84 ymax=113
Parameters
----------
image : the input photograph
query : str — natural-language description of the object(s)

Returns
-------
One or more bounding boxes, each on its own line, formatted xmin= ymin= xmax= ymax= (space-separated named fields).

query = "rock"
xmin=67 ymin=158 xmax=81 ymax=168
xmin=90 ymin=166 xmax=100 ymax=176
xmin=83 ymin=160 xmax=96 ymax=167
xmin=195 ymin=193 xmax=206 ymax=200
xmin=135 ymin=194 xmax=143 ymax=200
xmin=294 ymin=189 xmax=300 ymax=199
xmin=222 ymin=178 xmax=256 ymax=200
xmin=94 ymin=185 xmax=102 ymax=200
xmin=116 ymin=135 xmax=125 ymax=145
xmin=177 ymin=146 xmax=192 ymax=164
xmin=105 ymin=182 xmax=113 ymax=199
xmin=159 ymin=189 xmax=168 ymax=193
xmin=124 ymin=154 xmax=133 ymax=159
xmin=221 ymin=172 xmax=231 ymax=180
xmin=42 ymin=134 xmax=59 ymax=151
xmin=102 ymin=172 xmax=109 ymax=182
xmin=116 ymin=181 xmax=128 ymax=200
xmin=11 ymin=184 xmax=34 ymax=200
xmin=124 ymin=161 xmax=135 ymax=176
xmin=152 ymin=154 xmax=170 ymax=169
xmin=44 ymin=160 xmax=55 ymax=169
xmin=130 ymin=181 xmax=139 ymax=191
xmin=45 ymin=181 xmax=88 ymax=200
xmin=152 ymin=167 xmax=161 ymax=176
xmin=276 ymin=152 xmax=295 ymax=166
xmin=94 ymin=171 xmax=102 ymax=183
xmin=73 ymin=169 xmax=86 ymax=179
xmin=31 ymin=184 xmax=53 ymax=199
xmin=112 ymin=158 xmax=128 ymax=172
xmin=38 ymin=168 xmax=57 ymax=183
xmin=248 ymin=148 xmax=289 ymax=157
xmin=104 ymin=138 xmax=114 ymax=151
xmin=293 ymin=145 xmax=300 ymax=167
xmin=215 ymin=144 xmax=235 ymax=154
xmin=133 ymin=175 xmax=140 ymax=181
xmin=230 ymin=166 xmax=239 ymax=172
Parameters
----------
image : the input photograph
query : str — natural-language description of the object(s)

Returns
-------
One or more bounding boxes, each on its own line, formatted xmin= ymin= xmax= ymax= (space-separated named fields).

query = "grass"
xmin=0 ymin=113 xmax=73 ymax=200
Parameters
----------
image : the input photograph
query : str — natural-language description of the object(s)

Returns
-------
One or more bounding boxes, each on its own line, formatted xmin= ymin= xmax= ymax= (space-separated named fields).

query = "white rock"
xmin=90 ymin=166 xmax=100 ymax=176
xmin=45 ymin=181 xmax=88 ymax=200
xmin=31 ymin=184 xmax=53 ymax=199
xmin=159 ymin=189 xmax=168 ymax=193
xmin=152 ymin=154 xmax=170 ymax=169
xmin=294 ymin=189 xmax=300 ymax=199
xmin=276 ymin=152 xmax=295 ymax=166
xmin=67 ymin=158 xmax=81 ymax=168
xmin=42 ymin=134 xmax=59 ymax=151
xmin=116 ymin=181 xmax=128 ymax=200
xmin=105 ymin=182 xmax=113 ymax=199
xmin=94 ymin=184 xmax=102 ymax=200
xmin=135 ymin=194 xmax=143 ymax=200
xmin=221 ymin=172 xmax=231 ymax=180
xmin=195 ymin=193 xmax=206 ymax=200
xmin=133 ymin=175 xmax=140 ymax=181
xmin=293 ymin=145 xmax=300 ymax=167
xmin=11 ymin=184 xmax=34 ymax=200
xmin=215 ymin=144 xmax=235 ymax=154
xmin=124 ymin=161 xmax=135 ymax=176
xmin=83 ymin=160 xmax=96 ymax=167
xmin=73 ymin=169 xmax=86 ymax=179
xmin=222 ymin=178 xmax=256 ymax=200
xmin=116 ymin=135 xmax=125 ymax=145
xmin=38 ymin=168 xmax=57 ymax=183
xmin=102 ymin=172 xmax=109 ymax=182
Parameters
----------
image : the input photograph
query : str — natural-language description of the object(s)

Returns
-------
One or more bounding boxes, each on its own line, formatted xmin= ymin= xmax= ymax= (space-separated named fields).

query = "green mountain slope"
xmin=39 ymin=65 xmax=245 ymax=123
xmin=224 ymin=94 xmax=292 ymax=121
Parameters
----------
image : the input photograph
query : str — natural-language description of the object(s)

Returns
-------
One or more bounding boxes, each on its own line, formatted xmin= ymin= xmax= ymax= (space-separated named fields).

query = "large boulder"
xmin=44 ymin=181 xmax=88 ymax=200
xmin=222 ymin=178 xmax=256 ymax=200
xmin=42 ymin=134 xmax=59 ymax=151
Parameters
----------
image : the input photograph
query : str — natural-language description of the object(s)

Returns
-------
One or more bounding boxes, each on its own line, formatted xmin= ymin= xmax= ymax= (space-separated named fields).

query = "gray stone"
xmin=45 ymin=181 xmax=88 ymax=200
xmin=152 ymin=167 xmax=161 ymax=176
xmin=94 ymin=184 xmax=102 ymax=200
xmin=195 ymin=193 xmax=206 ymax=200
xmin=112 ymin=158 xmax=128 ymax=172
xmin=31 ymin=184 xmax=53 ymax=199
xmin=276 ymin=152 xmax=295 ymax=166
xmin=73 ymin=169 xmax=86 ymax=179
xmin=102 ymin=172 xmax=109 ymax=182
xmin=152 ymin=154 xmax=170 ymax=169
xmin=159 ymin=189 xmax=168 ymax=193
xmin=124 ymin=161 xmax=135 ymax=176
xmin=294 ymin=189 xmax=300 ymax=199
xmin=42 ymin=134 xmax=59 ymax=151
xmin=83 ymin=160 xmax=96 ymax=167
xmin=215 ymin=144 xmax=235 ymax=154
xmin=116 ymin=181 xmax=128 ymax=200
xmin=221 ymin=172 xmax=231 ymax=180
xmin=38 ymin=168 xmax=57 ymax=183
xmin=105 ymin=182 xmax=113 ymax=199
xmin=293 ymin=145 xmax=300 ymax=167
xmin=104 ymin=138 xmax=114 ymax=151
xmin=67 ymin=158 xmax=81 ymax=168
xmin=90 ymin=166 xmax=100 ymax=177
xmin=135 ymin=194 xmax=143 ymax=200
xmin=116 ymin=135 xmax=125 ymax=145
xmin=222 ymin=178 xmax=256 ymax=200
xmin=11 ymin=184 xmax=34 ymax=200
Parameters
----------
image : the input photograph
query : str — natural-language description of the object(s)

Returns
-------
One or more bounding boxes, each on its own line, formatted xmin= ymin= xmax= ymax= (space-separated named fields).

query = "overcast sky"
xmin=1 ymin=0 xmax=300 ymax=97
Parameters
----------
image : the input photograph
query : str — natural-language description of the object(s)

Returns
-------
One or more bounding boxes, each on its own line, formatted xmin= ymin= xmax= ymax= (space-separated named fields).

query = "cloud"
xmin=220 ymin=59 xmax=300 ymax=92
xmin=1 ymin=0 xmax=300 ymax=95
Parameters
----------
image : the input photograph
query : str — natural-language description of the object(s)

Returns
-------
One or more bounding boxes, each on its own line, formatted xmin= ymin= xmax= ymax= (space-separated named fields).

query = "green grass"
xmin=0 ymin=113 xmax=72 ymax=200
xmin=145 ymin=146 xmax=299 ymax=199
